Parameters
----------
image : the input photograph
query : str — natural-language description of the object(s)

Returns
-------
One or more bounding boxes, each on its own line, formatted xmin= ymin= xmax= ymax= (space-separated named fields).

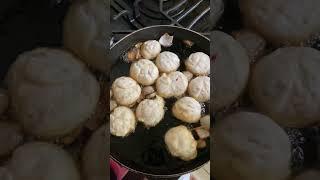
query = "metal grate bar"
xmin=166 ymin=0 xmax=188 ymax=14
xmin=187 ymin=6 xmax=210 ymax=29
xmin=175 ymin=0 xmax=204 ymax=22
xmin=160 ymin=0 xmax=210 ymax=30
xmin=159 ymin=0 xmax=183 ymax=27
xmin=111 ymin=0 xmax=143 ymax=29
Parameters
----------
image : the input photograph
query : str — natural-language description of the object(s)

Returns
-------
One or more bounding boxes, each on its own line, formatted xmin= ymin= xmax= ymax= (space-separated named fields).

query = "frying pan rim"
xmin=110 ymin=154 xmax=209 ymax=178
xmin=110 ymin=25 xmax=210 ymax=49
xmin=110 ymin=25 xmax=210 ymax=178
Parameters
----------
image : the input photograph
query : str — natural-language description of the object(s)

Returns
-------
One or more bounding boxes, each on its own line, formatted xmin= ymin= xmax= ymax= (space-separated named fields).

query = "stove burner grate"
xmin=111 ymin=0 xmax=211 ymax=47
xmin=111 ymin=0 xmax=211 ymax=31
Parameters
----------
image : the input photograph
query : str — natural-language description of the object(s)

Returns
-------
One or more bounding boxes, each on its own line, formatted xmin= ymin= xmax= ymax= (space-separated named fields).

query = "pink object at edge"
xmin=110 ymin=159 xmax=129 ymax=180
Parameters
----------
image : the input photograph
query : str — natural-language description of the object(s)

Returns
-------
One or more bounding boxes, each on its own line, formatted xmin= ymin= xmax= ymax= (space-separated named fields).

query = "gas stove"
xmin=111 ymin=0 xmax=212 ymax=46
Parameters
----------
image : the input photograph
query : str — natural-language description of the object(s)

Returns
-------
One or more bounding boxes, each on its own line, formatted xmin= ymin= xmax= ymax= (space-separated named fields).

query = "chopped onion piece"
xmin=197 ymin=139 xmax=207 ymax=149
xmin=159 ymin=33 xmax=173 ymax=47
xmin=200 ymin=115 xmax=210 ymax=130
xmin=126 ymin=42 xmax=143 ymax=62
xmin=183 ymin=40 xmax=194 ymax=47
xmin=195 ymin=127 xmax=210 ymax=139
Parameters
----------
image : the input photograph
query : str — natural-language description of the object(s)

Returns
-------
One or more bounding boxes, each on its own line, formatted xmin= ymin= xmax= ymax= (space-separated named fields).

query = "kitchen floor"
xmin=191 ymin=162 xmax=210 ymax=180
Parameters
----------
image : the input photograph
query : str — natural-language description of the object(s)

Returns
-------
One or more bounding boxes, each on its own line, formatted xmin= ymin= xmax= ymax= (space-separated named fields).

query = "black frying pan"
xmin=109 ymin=25 xmax=210 ymax=178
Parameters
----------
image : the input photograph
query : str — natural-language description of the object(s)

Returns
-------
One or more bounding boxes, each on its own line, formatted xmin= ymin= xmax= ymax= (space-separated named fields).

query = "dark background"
xmin=0 ymin=0 xmax=70 ymax=80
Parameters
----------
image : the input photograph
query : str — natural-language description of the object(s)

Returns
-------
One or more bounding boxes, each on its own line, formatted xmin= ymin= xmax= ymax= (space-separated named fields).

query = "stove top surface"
xmin=111 ymin=0 xmax=211 ymax=44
